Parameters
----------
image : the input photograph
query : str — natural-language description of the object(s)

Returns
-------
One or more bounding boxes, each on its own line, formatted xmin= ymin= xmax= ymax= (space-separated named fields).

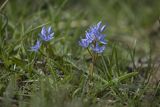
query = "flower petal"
xmin=100 ymin=25 xmax=106 ymax=32
xmin=96 ymin=21 xmax=102 ymax=29
xmin=41 ymin=26 xmax=47 ymax=36
xmin=31 ymin=40 xmax=41 ymax=52
xmin=48 ymin=26 xmax=52 ymax=34
xmin=91 ymin=43 xmax=105 ymax=53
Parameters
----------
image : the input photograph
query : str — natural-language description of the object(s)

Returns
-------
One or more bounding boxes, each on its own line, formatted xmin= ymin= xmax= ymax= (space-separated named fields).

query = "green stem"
xmin=87 ymin=48 xmax=93 ymax=57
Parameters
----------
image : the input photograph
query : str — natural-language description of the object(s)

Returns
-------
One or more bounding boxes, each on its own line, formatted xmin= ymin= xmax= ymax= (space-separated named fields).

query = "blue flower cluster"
xmin=79 ymin=21 xmax=107 ymax=53
xmin=31 ymin=26 xmax=55 ymax=52
xmin=31 ymin=21 xmax=107 ymax=54
xmin=39 ymin=26 xmax=55 ymax=41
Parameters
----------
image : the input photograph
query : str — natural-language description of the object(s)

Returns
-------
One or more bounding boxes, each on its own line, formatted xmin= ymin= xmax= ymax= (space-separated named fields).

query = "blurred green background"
xmin=1 ymin=0 xmax=160 ymax=57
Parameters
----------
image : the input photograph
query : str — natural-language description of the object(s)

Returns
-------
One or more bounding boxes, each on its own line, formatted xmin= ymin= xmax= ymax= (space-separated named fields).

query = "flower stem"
xmin=87 ymin=48 xmax=93 ymax=57
xmin=89 ymin=53 xmax=96 ymax=80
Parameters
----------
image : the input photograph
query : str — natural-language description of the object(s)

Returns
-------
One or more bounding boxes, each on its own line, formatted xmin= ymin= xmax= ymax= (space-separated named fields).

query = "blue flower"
xmin=79 ymin=21 xmax=107 ymax=53
xmin=91 ymin=43 xmax=106 ymax=53
xmin=39 ymin=26 xmax=55 ymax=41
xmin=79 ymin=38 xmax=90 ymax=48
xmin=87 ymin=21 xmax=107 ymax=44
xmin=31 ymin=40 xmax=41 ymax=52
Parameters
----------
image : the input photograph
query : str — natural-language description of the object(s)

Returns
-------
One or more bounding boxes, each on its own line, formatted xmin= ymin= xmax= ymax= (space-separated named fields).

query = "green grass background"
xmin=0 ymin=0 xmax=160 ymax=107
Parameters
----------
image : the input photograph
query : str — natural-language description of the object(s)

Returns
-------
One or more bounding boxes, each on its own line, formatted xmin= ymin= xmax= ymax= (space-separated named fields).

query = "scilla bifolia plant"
xmin=31 ymin=26 xmax=55 ymax=52
xmin=79 ymin=21 xmax=107 ymax=78
xmin=30 ymin=26 xmax=55 ymax=73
